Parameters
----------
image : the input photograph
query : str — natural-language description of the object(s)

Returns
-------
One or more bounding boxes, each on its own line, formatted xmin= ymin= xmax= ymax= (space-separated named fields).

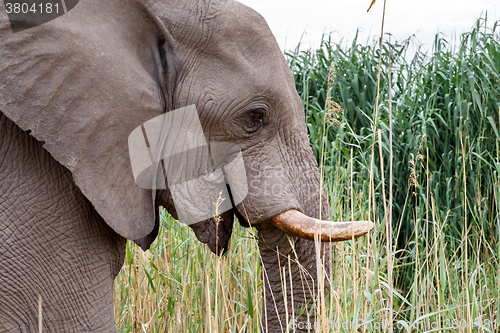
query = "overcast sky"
xmin=237 ymin=0 xmax=499 ymax=53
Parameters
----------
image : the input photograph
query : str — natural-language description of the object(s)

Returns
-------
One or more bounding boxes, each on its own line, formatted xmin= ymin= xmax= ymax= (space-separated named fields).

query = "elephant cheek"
xmin=235 ymin=156 xmax=302 ymax=225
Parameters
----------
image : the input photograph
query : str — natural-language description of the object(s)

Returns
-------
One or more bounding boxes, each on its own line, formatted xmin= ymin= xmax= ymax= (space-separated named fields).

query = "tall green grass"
xmin=287 ymin=15 xmax=500 ymax=331
xmin=114 ymin=17 xmax=500 ymax=332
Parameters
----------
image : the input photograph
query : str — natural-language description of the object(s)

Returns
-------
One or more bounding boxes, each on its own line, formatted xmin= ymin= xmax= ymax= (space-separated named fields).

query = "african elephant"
xmin=0 ymin=0 xmax=372 ymax=331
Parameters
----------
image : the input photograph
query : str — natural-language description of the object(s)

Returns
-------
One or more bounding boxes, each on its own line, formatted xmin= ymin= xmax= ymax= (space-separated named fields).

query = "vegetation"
xmin=114 ymin=211 xmax=262 ymax=332
xmin=114 ymin=17 xmax=500 ymax=332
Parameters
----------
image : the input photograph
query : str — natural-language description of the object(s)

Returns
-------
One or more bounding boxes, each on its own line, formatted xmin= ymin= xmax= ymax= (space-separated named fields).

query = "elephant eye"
xmin=240 ymin=108 xmax=266 ymax=134
xmin=249 ymin=109 xmax=264 ymax=124
xmin=250 ymin=111 xmax=262 ymax=120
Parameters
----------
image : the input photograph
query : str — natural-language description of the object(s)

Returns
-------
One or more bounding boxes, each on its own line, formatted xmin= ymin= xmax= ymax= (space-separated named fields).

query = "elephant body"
xmin=0 ymin=108 xmax=328 ymax=331
xmin=0 ymin=0 xmax=363 ymax=331
xmin=0 ymin=114 xmax=126 ymax=331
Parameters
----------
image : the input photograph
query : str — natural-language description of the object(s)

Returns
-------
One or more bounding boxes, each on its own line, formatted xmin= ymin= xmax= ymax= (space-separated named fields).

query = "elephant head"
xmin=0 ymin=0 xmax=372 ymax=331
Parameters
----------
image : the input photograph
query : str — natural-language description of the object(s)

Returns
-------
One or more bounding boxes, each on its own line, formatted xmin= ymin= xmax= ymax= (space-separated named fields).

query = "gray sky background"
xmin=237 ymin=0 xmax=499 ymax=53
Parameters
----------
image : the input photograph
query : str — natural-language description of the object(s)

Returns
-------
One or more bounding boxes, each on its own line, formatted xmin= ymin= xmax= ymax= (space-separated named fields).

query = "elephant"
xmin=0 ymin=0 xmax=373 ymax=331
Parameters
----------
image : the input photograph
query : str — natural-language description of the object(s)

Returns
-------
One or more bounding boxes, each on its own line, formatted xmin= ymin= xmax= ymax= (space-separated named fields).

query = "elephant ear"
xmin=0 ymin=3 xmax=169 ymax=244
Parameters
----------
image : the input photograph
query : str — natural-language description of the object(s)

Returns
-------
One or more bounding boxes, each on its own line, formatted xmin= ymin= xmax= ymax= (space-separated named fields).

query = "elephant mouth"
xmin=269 ymin=210 xmax=374 ymax=242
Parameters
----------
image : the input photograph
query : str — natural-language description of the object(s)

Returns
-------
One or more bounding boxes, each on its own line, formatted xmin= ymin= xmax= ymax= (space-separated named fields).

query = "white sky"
xmin=237 ymin=0 xmax=500 ymax=53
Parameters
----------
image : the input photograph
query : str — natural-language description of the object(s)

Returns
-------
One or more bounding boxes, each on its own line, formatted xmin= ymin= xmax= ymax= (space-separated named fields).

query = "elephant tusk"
xmin=270 ymin=210 xmax=374 ymax=242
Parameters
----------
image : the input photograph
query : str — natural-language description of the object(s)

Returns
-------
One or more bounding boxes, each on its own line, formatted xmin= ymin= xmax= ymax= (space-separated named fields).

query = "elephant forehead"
xmin=202 ymin=2 xmax=285 ymax=70
xmin=184 ymin=3 xmax=300 ymax=106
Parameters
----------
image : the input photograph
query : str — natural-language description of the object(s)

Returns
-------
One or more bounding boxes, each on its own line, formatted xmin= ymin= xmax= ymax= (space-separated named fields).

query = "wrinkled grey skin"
xmin=0 ymin=0 xmax=331 ymax=331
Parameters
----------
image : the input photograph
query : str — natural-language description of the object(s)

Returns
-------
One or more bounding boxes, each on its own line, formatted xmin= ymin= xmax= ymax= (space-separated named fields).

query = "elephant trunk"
xmin=257 ymin=222 xmax=332 ymax=332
